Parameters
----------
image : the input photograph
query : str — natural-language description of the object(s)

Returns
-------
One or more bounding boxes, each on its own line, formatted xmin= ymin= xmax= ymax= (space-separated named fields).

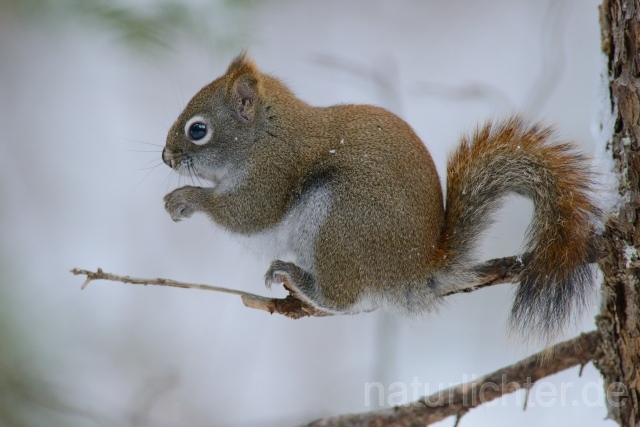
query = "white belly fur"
xmin=230 ymin=184 xmax=333 ymax=274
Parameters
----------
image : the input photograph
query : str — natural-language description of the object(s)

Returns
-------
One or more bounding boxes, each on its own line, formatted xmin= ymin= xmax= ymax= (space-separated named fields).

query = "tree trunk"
xmin=596 ymin=1 xmax=640 ymax=425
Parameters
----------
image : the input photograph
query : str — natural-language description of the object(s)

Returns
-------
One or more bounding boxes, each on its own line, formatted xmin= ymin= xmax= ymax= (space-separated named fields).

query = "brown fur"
xmin=163 ymin=54 xmax=603 ymax=339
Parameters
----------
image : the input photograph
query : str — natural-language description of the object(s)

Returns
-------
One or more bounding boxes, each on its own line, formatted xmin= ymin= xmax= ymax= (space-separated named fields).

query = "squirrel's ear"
xmin=226 ymin=52 xmax=261 ymax=122
xmin=233 ymin=74 xmax=259 ymax=121
xmin=226 ymin=50 xmax=250 ymax=74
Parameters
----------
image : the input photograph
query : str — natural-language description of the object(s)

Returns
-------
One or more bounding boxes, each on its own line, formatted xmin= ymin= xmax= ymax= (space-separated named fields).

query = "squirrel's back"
xmin=307 ymin=104 xmax=448 ymax=313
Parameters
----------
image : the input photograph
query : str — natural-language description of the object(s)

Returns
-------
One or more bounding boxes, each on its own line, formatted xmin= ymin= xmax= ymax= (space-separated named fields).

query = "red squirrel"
xmin=163 ymin=53 xmax=603 ymax=340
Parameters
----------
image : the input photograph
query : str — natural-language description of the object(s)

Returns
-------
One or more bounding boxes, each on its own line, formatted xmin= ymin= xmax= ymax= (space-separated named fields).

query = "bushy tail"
xmin=441 ymin=116 xmax=603 ymax=341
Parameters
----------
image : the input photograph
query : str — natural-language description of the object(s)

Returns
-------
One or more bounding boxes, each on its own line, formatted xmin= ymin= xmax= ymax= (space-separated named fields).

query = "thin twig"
xmin=70 ymin=267 xmax=330 ymax=319
xmin=71 ymin=255 xmax=526 ymax=319
xmin=303 ymin=331 xmax=601 ymax=427
xmin=71 ymin=268 xmax=252 ymax=297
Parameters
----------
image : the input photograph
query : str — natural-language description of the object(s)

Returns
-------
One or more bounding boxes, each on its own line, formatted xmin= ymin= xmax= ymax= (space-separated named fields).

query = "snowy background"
xmin=0 ymin=0 xmax=614 ymax=426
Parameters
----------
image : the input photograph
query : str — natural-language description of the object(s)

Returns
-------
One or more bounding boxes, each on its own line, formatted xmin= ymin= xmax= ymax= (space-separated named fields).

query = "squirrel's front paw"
xmin=164 ymin=186 xmax=200 ymax=222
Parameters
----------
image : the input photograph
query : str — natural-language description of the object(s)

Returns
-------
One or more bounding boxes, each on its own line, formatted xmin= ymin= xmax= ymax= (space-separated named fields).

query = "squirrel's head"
xmin=162 ymin=52 xmax=269 ymax=194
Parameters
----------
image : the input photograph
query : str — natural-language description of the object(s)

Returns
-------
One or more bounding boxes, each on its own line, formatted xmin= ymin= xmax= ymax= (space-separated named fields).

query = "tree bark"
xmin=596 ymin=1 xmax=640 ymax=425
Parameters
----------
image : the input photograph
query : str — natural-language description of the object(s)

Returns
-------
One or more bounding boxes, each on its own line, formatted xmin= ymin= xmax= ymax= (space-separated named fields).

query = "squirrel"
xmin=162 ymin=53 xmax=604 ymax=340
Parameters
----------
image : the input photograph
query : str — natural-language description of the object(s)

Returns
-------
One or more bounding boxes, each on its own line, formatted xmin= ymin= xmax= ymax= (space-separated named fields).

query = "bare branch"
xmin=70 ymin=255 xmax=531 ymax=319
xmin=445 ymin=254 xmax=524 ymax=295
xmin=70 ymin=267 xmax=330 ymax=319
xmin=71 ymin=268 xmax=252 ymax=296
xmin=72 ymin=246 xmax=597 ymax=319
xmin=303 ymin=331 xmax=601 ymax=427
xmin=71 ymin=255 xmax=525 ymax=319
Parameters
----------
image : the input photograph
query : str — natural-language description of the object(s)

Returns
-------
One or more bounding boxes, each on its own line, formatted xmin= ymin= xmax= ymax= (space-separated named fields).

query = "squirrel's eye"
xmin=189 ymin=123 xmax=207 ymax=140
xmin=183 ymin=116 xmax=211 ymax=145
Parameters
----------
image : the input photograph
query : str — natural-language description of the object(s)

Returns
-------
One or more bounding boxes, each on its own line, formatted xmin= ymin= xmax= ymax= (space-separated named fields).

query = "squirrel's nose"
xmin=162 ymin=148 xmax=173 ymax=168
